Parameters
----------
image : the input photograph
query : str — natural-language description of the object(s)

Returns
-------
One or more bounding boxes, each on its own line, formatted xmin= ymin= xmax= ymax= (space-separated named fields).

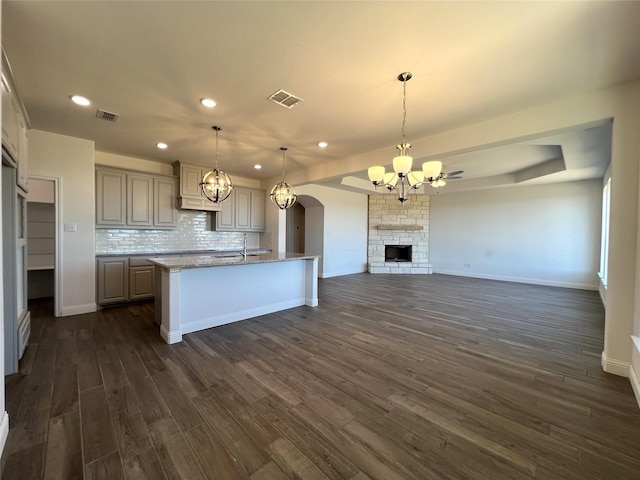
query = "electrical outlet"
xmin=464 ymin=263 xmax=471 ymax=268
xmin=64 ymin=223 xmax=77 ymax=232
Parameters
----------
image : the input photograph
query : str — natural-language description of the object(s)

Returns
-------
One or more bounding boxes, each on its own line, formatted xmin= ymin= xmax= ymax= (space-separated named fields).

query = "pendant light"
xmin=368 ymin=72 xmax=444 ymax=203
xmin=270 ymin=147 xmax=297 ymax=209
xmin=200 ymin=126 xmax=233 ymax=203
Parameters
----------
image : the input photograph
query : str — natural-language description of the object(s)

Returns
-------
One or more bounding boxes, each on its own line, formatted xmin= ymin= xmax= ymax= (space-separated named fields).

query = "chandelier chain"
xmin=215 ymin=129 xmax=219 ymax=170
xmin=401 ymin=77 xmax=407 ymax=144
xmin=282 ymin=149 xmax=286 ymax=179
xmin=280 ymin=147 xmax=288 ymax=180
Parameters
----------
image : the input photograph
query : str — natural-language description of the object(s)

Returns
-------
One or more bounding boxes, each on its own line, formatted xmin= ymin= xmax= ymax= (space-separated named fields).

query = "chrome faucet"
xmin=242 ymin=233 xmax=247 ymax=258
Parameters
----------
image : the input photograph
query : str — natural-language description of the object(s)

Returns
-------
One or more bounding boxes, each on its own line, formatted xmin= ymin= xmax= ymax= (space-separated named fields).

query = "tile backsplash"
xmin=95 ymin=210 xmax=266 ymax=254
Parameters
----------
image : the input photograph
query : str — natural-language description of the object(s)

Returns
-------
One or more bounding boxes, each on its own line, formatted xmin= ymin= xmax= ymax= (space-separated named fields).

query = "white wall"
xmin=304 ymin=204 xmax=324 ymax=277
xmin=294 ymin=185 xmax=368 ymax=278
xmin=430 ymin=180 xmax=602 ymax=289
xmin=29 ymin=130 xmax=96 ymax=316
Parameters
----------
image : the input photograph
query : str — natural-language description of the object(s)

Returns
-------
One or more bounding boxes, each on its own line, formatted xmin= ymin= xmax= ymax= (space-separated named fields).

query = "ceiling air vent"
xmin=95 ymin=109 xmax=120 ymax=122
xmin=268 ymin=89 xmax=303 ymax=109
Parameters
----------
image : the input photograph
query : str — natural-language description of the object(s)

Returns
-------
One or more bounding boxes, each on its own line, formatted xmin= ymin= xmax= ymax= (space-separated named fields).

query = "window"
xmin=599 ymin=177 xmax=611 ymax=287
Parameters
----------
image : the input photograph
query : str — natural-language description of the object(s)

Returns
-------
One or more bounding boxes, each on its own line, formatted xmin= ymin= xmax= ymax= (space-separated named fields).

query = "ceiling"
xmin=3 ymin=1 xmax=639 ymax=193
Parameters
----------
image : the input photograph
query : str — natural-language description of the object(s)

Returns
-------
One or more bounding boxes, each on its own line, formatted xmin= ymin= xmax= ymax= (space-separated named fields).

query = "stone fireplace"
xmin=368 ymin=194 xmax=432 ymax=274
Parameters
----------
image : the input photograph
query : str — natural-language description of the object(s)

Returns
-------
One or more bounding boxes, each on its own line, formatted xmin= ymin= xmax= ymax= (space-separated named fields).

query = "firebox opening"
xmin=385 ymin=245 xmax=412 ymax=262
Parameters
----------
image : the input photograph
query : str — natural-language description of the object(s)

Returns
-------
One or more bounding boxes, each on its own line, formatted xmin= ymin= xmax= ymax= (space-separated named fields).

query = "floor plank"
xmin=43 ymin=410 xmax=82 ymax=480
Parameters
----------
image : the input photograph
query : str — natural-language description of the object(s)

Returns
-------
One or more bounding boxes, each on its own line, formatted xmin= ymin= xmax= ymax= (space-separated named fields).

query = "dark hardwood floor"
xmin=2 ymin=273 xmax=639 ymax=479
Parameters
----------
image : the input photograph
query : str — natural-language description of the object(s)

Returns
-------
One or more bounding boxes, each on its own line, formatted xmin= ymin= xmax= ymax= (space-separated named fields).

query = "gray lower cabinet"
xmin=129 ymin=259 xmax=155 ymax=300
xmin=97 ymin=256 xmax=155 ymax=305
xmin=97 ymin=257 xmax=129 ymax=304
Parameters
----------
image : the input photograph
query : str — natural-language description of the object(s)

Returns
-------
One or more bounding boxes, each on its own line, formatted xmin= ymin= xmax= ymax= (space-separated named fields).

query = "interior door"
xmin=2 ymin=164 xmax=18 ymax=375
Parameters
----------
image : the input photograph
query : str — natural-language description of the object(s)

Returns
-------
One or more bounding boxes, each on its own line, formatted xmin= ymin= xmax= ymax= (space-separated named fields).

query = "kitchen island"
xmin=149 ymin=252 xmax=319 ymax=344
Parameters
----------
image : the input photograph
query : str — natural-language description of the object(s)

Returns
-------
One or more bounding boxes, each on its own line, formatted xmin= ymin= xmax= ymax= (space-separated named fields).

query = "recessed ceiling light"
xmin=156 ymin=142 xmax=168 ymax=149
xmin=254 ymin=164 xmax=262 ymax=170
xmin=70 ymin=95 xmax=91 ymax=106
xmin=317 ymin=141 xmax=328 ymax=148
xmin=200 ymin=98 xmax=217 ymax=108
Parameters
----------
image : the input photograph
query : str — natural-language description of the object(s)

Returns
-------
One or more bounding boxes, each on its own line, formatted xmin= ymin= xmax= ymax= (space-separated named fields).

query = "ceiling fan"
xmin=425 ymin=169 xmax=464 ymax=188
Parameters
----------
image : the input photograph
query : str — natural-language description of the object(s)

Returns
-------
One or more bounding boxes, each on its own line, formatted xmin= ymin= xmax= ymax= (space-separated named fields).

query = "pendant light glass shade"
xmin=383 ymin=172 xmax=398 ymax=187
xmin=368 ymin=166 xmax=385 ymax=185
xmin=422 ymin=160 xmax=443 ymax=180
xmin=270 ymin=147 xmax=297 ymax=209
xmin=201 ymin=126 xmax=233 ymax=203
xmin=393 ymin=155 xmax=413 ymax=175
xmin=408 ymin=171 xmax=424 ymax=187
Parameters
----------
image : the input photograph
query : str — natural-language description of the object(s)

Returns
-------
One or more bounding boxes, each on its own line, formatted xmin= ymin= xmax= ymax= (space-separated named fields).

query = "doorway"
xmin=285 ymin=195 xmax=325 ymax=277
xmin=26 ymin=177 xmax=59 ymax=317
xmin=286 ymin=203 xmax=305 ymax=253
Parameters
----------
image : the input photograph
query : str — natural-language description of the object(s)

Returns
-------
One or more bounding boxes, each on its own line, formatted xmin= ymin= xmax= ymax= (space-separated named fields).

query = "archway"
xmin=288 ymin=195 xmax=324 ymax=277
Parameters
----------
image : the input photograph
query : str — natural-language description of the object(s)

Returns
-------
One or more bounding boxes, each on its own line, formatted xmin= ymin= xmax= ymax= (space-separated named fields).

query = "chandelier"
xmin=270 ymin=147 xmax=297 ymax=209
xmin=200 ymin=126 xmax=233 ymax=203
xmin=368 ymin=72 xmax=445 ymax=204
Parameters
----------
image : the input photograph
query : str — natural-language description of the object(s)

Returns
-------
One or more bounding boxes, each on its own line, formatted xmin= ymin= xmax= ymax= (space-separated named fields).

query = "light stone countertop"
xmin=96 ymin=249 xmax=271 ymax=258
xmin=147 ymin=252 xmax=319 ymax=270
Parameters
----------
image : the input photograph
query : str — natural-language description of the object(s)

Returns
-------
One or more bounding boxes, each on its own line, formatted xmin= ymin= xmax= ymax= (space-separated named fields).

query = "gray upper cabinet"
xmin=154 ymin=178 xmax=177 ymax=227
xmin=234 ymin=188 xmax=252 ymax=230
xmin=96 ymin=167 xmax=177 ymax=229
xmin=250 ymin=190 xmax=265 ymax=230
xmin=96 ymin=169 xmax=126 ymax=226
xmin=2 ymin=51 xmax=30 ymax=193
xmin=216 ymin=186 xmax=235 ymax=230
xmin=1 ymin=75 xmax=19 ymax=163
xmin=17 ymin=116 xmax=28 ymax=192
xmin=213 ymin=187 xmax=266 ymax=232
xmin=127 ymin=174 xmax=153 ymax=227
xmin=173 ymin=161 xmax=221 ymax=212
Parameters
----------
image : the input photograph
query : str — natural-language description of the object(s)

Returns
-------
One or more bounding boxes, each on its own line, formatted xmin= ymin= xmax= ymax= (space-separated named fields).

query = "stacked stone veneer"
xmin=368 ymin=194 xmax=433 ymax=274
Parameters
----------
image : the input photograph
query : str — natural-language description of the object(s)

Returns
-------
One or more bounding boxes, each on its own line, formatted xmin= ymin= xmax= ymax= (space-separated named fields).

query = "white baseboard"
xmin=601 ymin=351 xmax=630 ymax=377
xmin=629 ymin=365 xmax=640 ymax=410
xmin=432 ymin=269 xmax=598 ymax=291
xmin=630 ymin=336 xmax=640 ymax=410
xmin=181 ymin=298 xmax=305 ymax=336
xmin=320 ymin=268 xmax=367 ymax=279
xmin=160 ymin=325 xmax=182 ymax=345
xmin=0 ymin=411 xmax=9 ymax=459
xmin=60 ymin=303 xmax=97 ymax=317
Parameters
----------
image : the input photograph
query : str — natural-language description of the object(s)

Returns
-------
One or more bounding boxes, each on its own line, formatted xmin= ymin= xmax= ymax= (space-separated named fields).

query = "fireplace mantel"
xmin=376 ymin=224 xmax=424 ymax=231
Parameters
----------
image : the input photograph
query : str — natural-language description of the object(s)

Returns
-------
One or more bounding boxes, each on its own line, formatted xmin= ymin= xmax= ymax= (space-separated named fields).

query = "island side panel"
xmin=160 ymin=268 xmax=182 ymax=344
xmin=305 ymin=257 xmax=319 ymax=307
xmin=178 ymin=260 xmax=307 ymax=335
